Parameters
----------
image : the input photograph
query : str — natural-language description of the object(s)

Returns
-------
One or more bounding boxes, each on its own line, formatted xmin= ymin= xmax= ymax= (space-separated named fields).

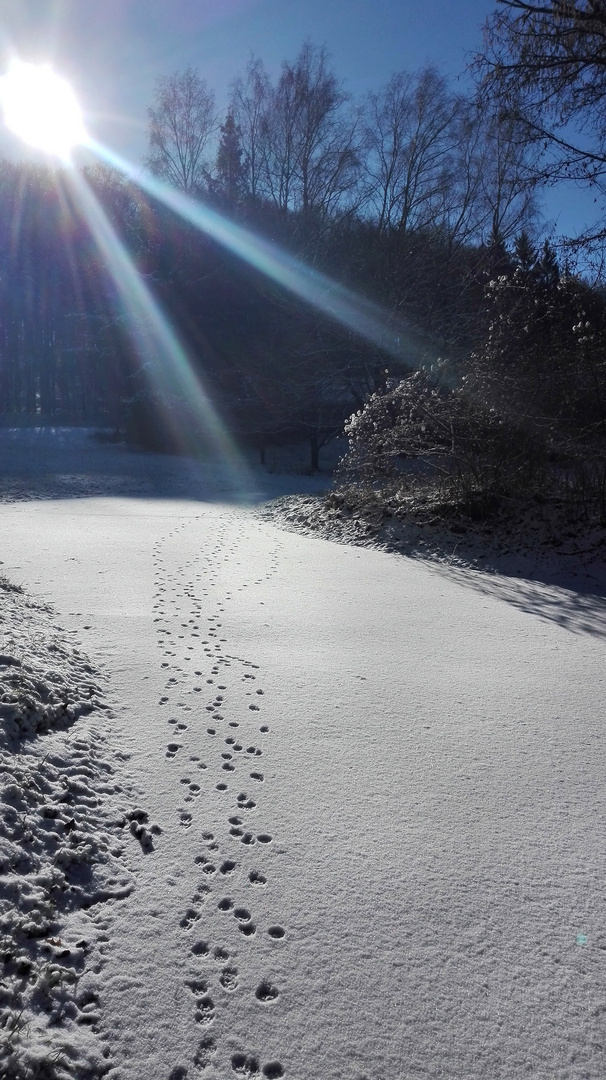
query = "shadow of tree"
xmin=434 ymin=561 xmax=606 ymax=638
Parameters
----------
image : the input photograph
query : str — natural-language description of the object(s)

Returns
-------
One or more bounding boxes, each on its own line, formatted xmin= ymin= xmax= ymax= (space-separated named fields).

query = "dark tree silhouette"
xmin=476 ymin=0 xmax=606 ymax=245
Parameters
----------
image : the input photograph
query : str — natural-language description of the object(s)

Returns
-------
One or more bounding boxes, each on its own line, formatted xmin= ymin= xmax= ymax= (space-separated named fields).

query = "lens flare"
xmin=65 ymin=169 xmax=252 ymax=495
xmin=0 ymin=59 xmax=86 ymax=160
xmin=95 ymin=142 xmax=436 ymax=373
xmin=0 ymin=59 xmax=441 ymax=495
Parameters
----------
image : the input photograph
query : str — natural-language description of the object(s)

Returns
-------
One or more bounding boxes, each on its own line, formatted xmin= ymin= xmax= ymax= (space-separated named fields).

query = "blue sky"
xmin=0 ymin=0 xmax=597 ymax=240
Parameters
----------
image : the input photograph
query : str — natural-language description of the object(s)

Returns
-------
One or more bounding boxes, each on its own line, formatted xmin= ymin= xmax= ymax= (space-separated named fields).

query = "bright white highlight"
xmin=0 ymin=60 xmax=86 ymax=159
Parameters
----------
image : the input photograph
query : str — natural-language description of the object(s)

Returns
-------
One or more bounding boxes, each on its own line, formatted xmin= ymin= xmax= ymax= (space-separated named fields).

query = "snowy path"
xmin=1 ymin=440 xmax=605 ymax=1079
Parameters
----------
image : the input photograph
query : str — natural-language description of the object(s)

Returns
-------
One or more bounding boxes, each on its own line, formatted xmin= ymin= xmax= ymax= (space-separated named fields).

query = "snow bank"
xmin=0 ymin=575 xmax=135 ymax=1080
xmin=257 ymin=491 xmax=606 ymax=597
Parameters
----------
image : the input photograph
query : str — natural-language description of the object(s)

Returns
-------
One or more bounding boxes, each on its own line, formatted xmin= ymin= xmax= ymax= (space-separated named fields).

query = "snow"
xmin=1 ymin=428 xmax=605 ymax=1080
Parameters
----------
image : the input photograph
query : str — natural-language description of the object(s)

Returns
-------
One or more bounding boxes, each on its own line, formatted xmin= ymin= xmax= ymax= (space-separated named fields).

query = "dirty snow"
xmin=1 ymin=428 xmax=605 ymax=1080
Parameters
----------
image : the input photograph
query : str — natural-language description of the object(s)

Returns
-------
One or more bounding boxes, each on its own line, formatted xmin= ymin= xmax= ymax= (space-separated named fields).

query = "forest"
xmin=1 ymin=1 xmax=605 ymax=524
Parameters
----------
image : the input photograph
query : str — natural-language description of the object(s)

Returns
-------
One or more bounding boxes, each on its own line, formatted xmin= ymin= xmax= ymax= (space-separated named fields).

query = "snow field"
xmin=0 ymin=429 xmax=605 ymax=1080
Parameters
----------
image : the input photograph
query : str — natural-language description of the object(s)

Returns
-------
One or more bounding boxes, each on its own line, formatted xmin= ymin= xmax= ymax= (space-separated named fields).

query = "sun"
xmin=0 ymin=59 xmax=86 ymax=160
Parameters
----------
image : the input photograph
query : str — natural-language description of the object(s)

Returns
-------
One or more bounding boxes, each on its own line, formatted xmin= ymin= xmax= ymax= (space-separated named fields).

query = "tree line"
xmin=0 ymin=13 xmax=605 ymax=524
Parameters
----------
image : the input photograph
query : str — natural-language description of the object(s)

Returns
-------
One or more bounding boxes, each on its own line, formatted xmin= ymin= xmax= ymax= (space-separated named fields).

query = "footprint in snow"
xmin=194 ymin=1036 xmax=217 ymax=1069
xmin=255 ymin=981 xmax=279 ymax=1003
xmin=193 ymin=994 xmax=215 ymax=1026
xmin=191 ymin=941 xmax=209 ymax=956
xmin=180 ymin=908 xmax=201 ymax=931
xmin=231 ymin=1053 xmax=260 ymax=1076
xmin=220 ymin=965 xmax=239 ymax=991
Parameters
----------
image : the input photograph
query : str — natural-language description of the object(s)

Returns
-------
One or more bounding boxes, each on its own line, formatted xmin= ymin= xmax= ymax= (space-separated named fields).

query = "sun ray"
xmin=94 ymin=143 xmax=438 ymax=375
xmin=0 ymin=59 xmax=445 ymax=494
xmin=64 ymin=168 xmax=253 ymax=495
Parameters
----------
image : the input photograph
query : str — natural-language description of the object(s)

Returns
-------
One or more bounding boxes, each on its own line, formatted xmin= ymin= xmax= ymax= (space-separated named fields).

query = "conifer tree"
xmin=214 ymin=109 xmax=247 ymax=206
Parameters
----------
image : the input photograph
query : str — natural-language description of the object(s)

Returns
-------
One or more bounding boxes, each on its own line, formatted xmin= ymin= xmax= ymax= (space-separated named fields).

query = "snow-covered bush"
xmin=336 ymin=365 xmax=540 ymax=518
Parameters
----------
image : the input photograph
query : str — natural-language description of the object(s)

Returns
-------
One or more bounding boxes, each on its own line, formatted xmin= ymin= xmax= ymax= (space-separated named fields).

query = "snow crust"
xmin=0 ymin=428 xmax=605 ymax=1080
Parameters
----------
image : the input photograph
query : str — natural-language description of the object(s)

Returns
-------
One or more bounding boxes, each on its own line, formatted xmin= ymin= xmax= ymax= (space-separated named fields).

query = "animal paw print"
xmin=194 ymin=854 xmax=216 ymax=876
xmin=219 ymin=965 xmax=239 ymax=991
xmin=231 ymin=1053 xmax=260 ymax=1077
xmin=194 ymin=1036 xmax=217 ymax=1069
xmin=255 ymin=981 xmax=279 ymax=1003
xmin=231 ymin=1054 xmax=284 ymax=1078
xmin=180 ymin=908 xmax=201 ymax=931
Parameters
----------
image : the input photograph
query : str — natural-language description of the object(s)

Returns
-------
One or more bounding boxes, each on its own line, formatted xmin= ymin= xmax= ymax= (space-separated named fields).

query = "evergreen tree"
xmin=214 ymin=109 xmax=247 ymax=206
xmin=513 ymin=230 xmax=537 ymax=274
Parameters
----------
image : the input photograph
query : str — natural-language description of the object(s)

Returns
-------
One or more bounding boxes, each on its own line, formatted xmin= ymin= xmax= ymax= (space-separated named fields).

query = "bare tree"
xmin=470 ymin=103 xmax=539 ymax=246
xmin=146 ymin=67 xmax=217 ymax=194
xmin=475 ymin=0 xmax=606 ymax=245
xmin=230 ymin=56 xmax=271 ymax=202
xmin=262 ymin=42 xmax=361 ymax=218
xmin=362 ymin=68 xmax=459 ymax=233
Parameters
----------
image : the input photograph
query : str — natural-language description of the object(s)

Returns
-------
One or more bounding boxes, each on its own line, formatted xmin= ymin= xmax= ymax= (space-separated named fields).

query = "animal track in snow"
xmin=180 ymin=908 xmax=201 ymax=931
xmin=191 ymin=941 xmax=209 ymax=956
xmin=249 ymin=871 xmax=267 ymax=887
xmin=255 ymin=981 xmax=279 ymax=1003
xmin=194 ymin=993 xmax=215 ymax=1025
xmin=262 ymin=1064 xmax=284 ymax=1079
xmin=166 ymin=743 xmax=181 ymax=758
xmin=268 ymin=926 xmax=285 ymax=940
xmin=220 ymin=966 xmax=239 ymax=991
xmin=231 ymin=1053 xmax=260 ymax=1076
xmin=195 ymin=858 xmax=216 ymax=876
xmin=192 ymin=884 xmax=211 ymax=904
xmin=194 ymin=1036 xmax=217 ymax=1070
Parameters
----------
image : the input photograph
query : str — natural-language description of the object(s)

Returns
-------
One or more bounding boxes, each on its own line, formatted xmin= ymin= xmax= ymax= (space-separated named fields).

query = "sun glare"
xmin=0 ymin=59 xmax=86 ymax=160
